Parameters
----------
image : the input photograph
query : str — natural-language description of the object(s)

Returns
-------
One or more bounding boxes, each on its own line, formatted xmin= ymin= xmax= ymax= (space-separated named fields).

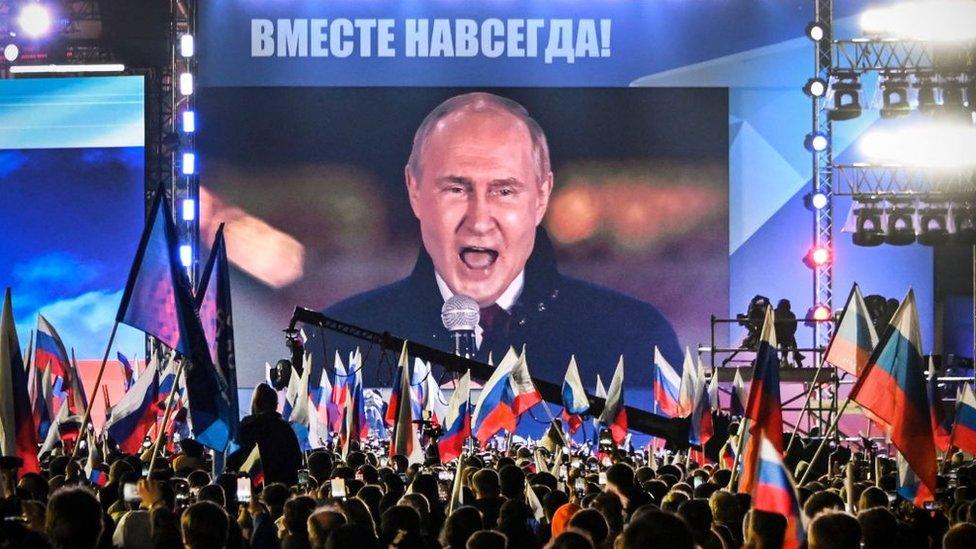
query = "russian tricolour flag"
xmin=438 ymin=371 xmax=471 ymax=463
xmin=824 ymin=284 xmax=878 ymax=377
xmin=752 ymin=434 xmax=805 ymax=549
xmin=598 ymin=356 xmax=628 ymax=445
xmin=561 ymin=356 xmax=589 ymax=434
xmin=386 ymin=344 xmax=424 ymax=428
xmin=471 ymin=348 xmax=540 ymax=447
xmin=951 ymin=383 xmax=976 ymax=456
xmin=652 ymin=347 xmax=681 ymax=418
xmin=849 ymin=289 xmax=936 ymax=506
xmin=105 ymin=357 xmax=160 ymax=454
xmin=738 ymin=305 xmax=785 ymax=495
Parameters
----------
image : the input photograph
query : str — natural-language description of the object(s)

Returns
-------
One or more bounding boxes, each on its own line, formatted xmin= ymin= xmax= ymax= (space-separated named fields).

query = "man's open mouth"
xmin=459 ymin=246 xmax=499 ymax=270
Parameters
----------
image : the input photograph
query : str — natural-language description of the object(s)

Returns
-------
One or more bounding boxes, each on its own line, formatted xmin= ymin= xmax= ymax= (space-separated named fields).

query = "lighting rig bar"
xmin=830 ymin=39 xmax=966 ymax=73
xmin=834 ymin=163 xmax=976 ymax=199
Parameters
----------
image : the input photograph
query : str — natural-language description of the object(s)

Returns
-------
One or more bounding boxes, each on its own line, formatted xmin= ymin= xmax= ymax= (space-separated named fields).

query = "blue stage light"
xmin=182 ymin=199 xmax=195 ymax=221
xmin=182 ymin=110 xmax=195 ymax=133
xmin=179 ymin=245 xmax=192 ymax=267
xmin=182 ymin=152 xmax=196 ymax=175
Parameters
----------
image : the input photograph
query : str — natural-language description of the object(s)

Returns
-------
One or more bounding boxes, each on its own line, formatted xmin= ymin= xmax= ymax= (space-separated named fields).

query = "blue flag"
xmin=116 ymin=186 xmax=232 ymax=452
xmin=195 ymin=223 xmax=240 ymax=452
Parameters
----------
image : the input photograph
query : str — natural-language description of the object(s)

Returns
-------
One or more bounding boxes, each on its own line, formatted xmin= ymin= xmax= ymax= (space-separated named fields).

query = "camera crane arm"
xmin=288 ymin=307 xmax=690 ymax=446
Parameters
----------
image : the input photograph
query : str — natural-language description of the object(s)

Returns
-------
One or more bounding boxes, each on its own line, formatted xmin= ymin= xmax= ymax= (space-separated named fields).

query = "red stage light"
xmin=804 ymin=245 xmax=832 ymax=268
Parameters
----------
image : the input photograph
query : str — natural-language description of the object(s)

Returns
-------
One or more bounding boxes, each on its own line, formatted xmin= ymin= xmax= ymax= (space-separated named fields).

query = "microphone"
xmin=441 ymin=294 xmax=480 ymax=359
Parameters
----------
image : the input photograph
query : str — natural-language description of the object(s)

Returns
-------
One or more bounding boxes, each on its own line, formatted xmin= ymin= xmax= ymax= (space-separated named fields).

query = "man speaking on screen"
xmin=322 ymin=92 xmax=682 ymax=395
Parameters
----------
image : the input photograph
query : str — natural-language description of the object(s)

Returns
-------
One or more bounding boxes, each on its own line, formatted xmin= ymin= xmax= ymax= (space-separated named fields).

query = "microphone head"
xmin=441 ymin=294 xmax=480 ymax=332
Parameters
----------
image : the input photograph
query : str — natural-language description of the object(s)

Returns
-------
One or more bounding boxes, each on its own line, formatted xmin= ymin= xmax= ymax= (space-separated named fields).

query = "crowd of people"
xmin=3 ymin=383 xmax=976 ymax=549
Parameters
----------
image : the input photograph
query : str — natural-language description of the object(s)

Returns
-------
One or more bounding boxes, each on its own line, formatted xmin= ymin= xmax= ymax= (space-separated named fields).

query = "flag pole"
xmin=799 ymin=396 xmax=854 ymax=484
xmin=148 ymin=358 xmax=186 ymax=473
xmin=785 ymin=359 xmax=831 ymax=456
xmin=70 ymin=321 xmax=119 ymax=460
xmin=728 ymin=416 xmax=750 ymax=489
xmin=24 ymin=329 xmax=33 ymax=373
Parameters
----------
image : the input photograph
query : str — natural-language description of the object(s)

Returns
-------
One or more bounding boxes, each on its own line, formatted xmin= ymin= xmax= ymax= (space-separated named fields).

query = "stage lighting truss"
xmin=834 ymin=163 xmax=976 ymax=200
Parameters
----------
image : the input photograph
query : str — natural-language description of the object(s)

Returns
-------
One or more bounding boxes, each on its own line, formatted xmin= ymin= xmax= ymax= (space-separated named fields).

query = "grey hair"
xmin=406 ymin=92 xmax=552 ymax=183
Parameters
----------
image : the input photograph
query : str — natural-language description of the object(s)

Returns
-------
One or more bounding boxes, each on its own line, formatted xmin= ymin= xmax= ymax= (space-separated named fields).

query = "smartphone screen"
xmin=123 ymin=482 xmax=140 ymax=503
xmin=236 ymin=478 xmax=252 ymax=501
xmin=331 ymin=478 xmax=347 ymax=499
xmin=598 ymin=472 xmax=607 ymax=485
xmin=298 ymin=470 xmax=310 ymax=486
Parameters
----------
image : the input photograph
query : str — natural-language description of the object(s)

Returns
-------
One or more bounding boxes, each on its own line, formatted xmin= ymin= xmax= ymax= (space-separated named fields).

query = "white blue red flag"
xmin=849 ymin=290 xmax=936 ymax=506
xmin=105 ymin=355 xmax=160 ymax=454
xmin=950 ymin=383 xmax=976 ymax=455
xmin=36 ymin=314 xmax=86 ymax=416
xmin=598 ymin=356 xmax=628 ymax=445
xmin=678 ymin=347 xmax=697 ymax=416
xmin=471 ymin=348 xmax=521 ymax=446
xmin=738 ymin=305 xmax=785 ymax=494
xmin=652 ymin=347 xmax=681 ymax=418
xmin=389 ymin=347 xmax=425 ymax=464
xmin=439 ymin=371 xmax=471 ymax=463
xmin=824 ymin=283 xmax=878 ymax=376
xmin=752 ymin=434 xmax=805 ymax=549
xmin=560 ymin=355 xmax=589 ymax=434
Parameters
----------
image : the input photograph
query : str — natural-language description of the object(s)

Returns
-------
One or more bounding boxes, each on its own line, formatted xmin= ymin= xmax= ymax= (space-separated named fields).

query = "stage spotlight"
xmin=803 ymin=245 xmax=832 ymax=268
xmin=804 ymin=132 xmax=829 ymax=152
xmin=179 ymin=72 xmax=193 ymax=95
xmin=182 ymin=110 xmax=196 ymax=133
xmin=3 ymin=44 xmax=19 ymax=62
xmin=917 ymin=203 xmax=949 ymax=246
xmin=179 ymin=245 xmax=192 ymax=267
xmin=916 ymin=75 xmax=939 ymax=114
xmin=880 ymin=75 xmax=911 ymax=118
xmin=859 ymin=1 xmax=976 ymax=42
xmin=182 ymin=199 xmax=195 ymax=222
xmin=853 ymin=200 xmax=885 ymax=247
xmin=17 ymin=3 xmax=52 ymax=38
xmin=182 ymin=152 xmax=196 ymax=175
xmin=812 ymin=304 xmax=832 ymax=322
xmin=806 ymin=21 xmax=827 ymax=41
xmin=953 ymin=204 xmax=976 ymax=244
xmin=862 ymin=122 xmax=976 ymax=167
xmin=829 ymin=73 xmax=862 ymax=121
xmin=804 ymin=77 xmax=828 ymax=98
xmin=180 ymin=34 xmax=194 ymax=58
xmin=885 ymin=198 xmax=917 ymax=246
xmin=804 ymin=191 xmax=829 ymax=211
xmin=940 ymin=79 xmax=969 ymax=119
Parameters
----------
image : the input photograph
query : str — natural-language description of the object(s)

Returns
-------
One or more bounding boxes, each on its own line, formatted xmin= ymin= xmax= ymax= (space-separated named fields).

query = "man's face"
xmin=407 ymin=109 xmax=552 ymax=307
